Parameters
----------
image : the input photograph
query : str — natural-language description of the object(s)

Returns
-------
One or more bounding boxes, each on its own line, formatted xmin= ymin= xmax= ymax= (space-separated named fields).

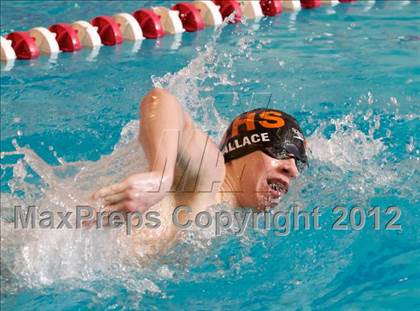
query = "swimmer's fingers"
xmin=92 ymin=182 xmax=126 ymax=200
xmin=108 ymin=200 xmax=144 ymax=213
xmin=106 ymin=201 xmax=126 ymax=212
xmin=103 ymin=192 xmax=129 ymax=205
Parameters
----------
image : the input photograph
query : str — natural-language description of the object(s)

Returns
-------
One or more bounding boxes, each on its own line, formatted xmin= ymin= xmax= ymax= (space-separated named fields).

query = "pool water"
xmin=1 ymin=1 xmax=419 ymax=310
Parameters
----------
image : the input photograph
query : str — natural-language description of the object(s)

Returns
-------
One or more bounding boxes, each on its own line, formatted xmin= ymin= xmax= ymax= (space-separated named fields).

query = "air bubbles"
xmin=367 ymin=91 xmax=374 ymax=105
xmin=364 ymin=109 xmax=373 ymax=121
xmin=47 ymin=145 xmax=65 ymax=165
xmin=157 ymin=265 xmax=174 ymax=279
xmin=11 ymin=139 xmax=19 ymax=149
xmin=294 ymin=279 xmax=303 ymax=286
xmin=406 ymin=136 xmax=415 ymax=153
xmin=390 ymin=96 xmax=399 ymax=106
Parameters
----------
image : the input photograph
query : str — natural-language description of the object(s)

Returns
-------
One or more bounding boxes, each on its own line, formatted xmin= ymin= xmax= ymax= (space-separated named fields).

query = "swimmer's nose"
xmin=278 ymin=158 xmax=299 ymax=178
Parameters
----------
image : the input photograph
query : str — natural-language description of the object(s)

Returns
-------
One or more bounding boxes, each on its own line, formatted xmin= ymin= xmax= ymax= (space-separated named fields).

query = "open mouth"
xmin=266 ymin=178 xmax=289 ymax=197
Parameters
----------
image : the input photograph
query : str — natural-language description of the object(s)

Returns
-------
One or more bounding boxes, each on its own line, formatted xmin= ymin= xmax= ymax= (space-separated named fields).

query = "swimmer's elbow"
xmin=140 ymin=88 xmax=173 ymax=110
xmin=148 ymin=87 xmax=171 ymax=99
xmin=140 ymin=87 xmax=183 ymax=121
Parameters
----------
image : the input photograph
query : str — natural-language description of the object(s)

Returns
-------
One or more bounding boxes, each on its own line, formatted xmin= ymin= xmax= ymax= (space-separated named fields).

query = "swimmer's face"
xmin=228 ymin=151 xmax=299 ymax=210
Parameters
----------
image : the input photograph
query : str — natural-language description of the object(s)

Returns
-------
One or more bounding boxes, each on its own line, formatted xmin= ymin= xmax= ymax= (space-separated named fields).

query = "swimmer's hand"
xmin=91 ymin=172 xmax=172 ymax=213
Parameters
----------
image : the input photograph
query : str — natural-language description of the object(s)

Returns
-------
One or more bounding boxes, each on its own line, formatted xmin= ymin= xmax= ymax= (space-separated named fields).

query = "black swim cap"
xmin=220 ymin=108 xmax=308 ymax=170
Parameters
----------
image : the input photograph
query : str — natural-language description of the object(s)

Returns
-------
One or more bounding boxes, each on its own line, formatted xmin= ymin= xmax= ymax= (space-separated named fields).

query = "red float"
xmin=91 ymin=16 xmax=123 ymax=46
xmin=259 ymin=0 xmax=282 ymax=16
xmin=172 ymin=3 xmax=205 ymax=32
xmin=132 ymin=9 xmax=165 ymax=39
xmin=6 ymin=32 xmax=40 ymax=59
xmin=213 ymin=0 xmax=242 ymax=23
xmin=49 ymin=23 xmax=81 ymax=52
xmin=300 ymin=0 xmax=321 ymax=9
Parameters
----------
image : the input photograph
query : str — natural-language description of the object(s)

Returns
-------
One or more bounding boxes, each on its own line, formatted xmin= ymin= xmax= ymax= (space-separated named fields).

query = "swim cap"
xmin=220 ymin=108 xmax=308 ymax=170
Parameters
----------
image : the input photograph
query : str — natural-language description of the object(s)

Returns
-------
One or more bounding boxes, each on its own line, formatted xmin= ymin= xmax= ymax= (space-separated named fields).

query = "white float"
xmin=28 ymin=27 xmax=60 ymax=54
xmin=1 ymin=59 xmax=15 ymax=71
xmin=193 ymin=1 xmax=223 ymax=26
xmin=131 ymin=40 xmax=143 ymax=53
xmin=240 ymin=1 xmax=264 ymax=19
xmin=362 ymin=0 xmax=376 ymax=12
xmin=320 ymin=0 xmax=339 ymax=6
xmin=114 ymin=13 xmax=144 ymax=40
xmin=152 ymin=7 xmax=185 ymax=34
xmin=0 ymin=36 xmax=16 ymax=61
xmin=71 ymin=20 xmax=102 ymax=48
xmin=86 ymin=47 xmax=101 ymax=62
xmin=281 ymin=0 xmax=301 ymax=11
xmin=385 ymin=0 xmax=410 ymax=8
xmin=170 ymin=34 xmax=183 ymax=50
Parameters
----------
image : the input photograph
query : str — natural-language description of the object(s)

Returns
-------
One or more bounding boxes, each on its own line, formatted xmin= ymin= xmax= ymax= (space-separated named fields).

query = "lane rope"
xmin=1 ymin=0 xmax=366 ymax=63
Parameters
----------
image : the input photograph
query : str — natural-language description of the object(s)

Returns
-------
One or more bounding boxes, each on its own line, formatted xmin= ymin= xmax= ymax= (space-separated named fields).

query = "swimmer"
xmin=91 ymin=88 xmax=307 ymax=248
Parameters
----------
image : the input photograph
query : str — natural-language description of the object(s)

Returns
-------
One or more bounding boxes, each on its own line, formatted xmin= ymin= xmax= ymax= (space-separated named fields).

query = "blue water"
xmin=1 ymin=1 xmax=419 ymax=310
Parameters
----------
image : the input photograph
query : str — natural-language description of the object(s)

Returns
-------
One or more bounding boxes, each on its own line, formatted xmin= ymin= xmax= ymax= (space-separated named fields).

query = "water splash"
xmin=0 ymin=15 xmax=244 ymax=297
xmin=1 ymin=11 xmax=418 ymax=310
xmin=2 ymin=98 xmax=410 ymax=299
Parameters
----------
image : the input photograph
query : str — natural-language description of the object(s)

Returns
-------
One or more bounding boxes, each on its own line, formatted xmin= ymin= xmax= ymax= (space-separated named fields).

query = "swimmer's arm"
xmin=138 ymin=88 xmax=182 ymax=189
xmin=92 ymin=88 xmax=223 ymax=212
xmin=139 ymin=88 xmax=224 ymax=191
